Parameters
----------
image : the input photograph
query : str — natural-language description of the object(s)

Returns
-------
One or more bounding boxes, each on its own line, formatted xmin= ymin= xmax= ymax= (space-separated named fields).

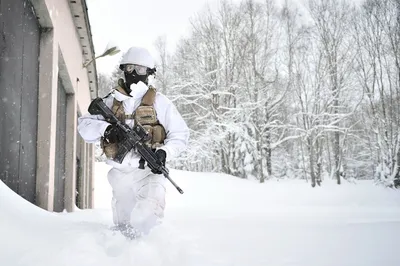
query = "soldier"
xmin=77 ymin=46 xmax=190 ymax=237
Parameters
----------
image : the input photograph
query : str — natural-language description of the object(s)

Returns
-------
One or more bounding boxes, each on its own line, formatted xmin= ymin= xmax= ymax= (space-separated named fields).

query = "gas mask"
xmin=124 ymin=70 xmax=148 ymax=88
xmin=120 ymin=64 xmax=149 ymax=89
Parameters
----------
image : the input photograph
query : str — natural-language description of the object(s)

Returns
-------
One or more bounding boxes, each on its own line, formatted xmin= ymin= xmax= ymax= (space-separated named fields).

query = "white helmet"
xmin=119 ymin=46 xmax=155 ymax=69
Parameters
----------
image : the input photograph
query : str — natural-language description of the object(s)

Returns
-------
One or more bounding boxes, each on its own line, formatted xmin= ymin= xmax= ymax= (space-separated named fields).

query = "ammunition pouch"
xmin=100 ymin=98 xmax=127 ymax=159
xmin=101 ymin=138 xmax=119 ymax=159
xmin=141 ymin=124 xmax=166 ymax=149
xmin=135 ymin=106 xmax=157 ymax=125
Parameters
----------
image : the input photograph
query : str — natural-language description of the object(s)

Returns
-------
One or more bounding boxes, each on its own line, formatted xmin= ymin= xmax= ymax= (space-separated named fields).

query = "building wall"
xmin=0 ymin=0 xmax=40 ymax=203
xmin=54 ymin=77 xmax=67 ymax=212
xmin=0 ymin=0 xmax=97 ymax=212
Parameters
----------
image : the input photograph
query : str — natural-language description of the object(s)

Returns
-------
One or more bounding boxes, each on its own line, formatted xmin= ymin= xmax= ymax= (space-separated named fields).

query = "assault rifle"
xmin=88 ymin=97 xmax=184 ymax=194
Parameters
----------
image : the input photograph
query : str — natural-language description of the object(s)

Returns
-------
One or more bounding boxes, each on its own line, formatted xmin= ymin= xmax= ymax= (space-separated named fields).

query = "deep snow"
xmin=1 ymin=162 xmax=400 ymax=266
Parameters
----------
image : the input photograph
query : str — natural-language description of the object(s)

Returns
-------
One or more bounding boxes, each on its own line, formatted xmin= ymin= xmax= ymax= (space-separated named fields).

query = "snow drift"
xmin=1 ymin=162 xmax=400 ymax=266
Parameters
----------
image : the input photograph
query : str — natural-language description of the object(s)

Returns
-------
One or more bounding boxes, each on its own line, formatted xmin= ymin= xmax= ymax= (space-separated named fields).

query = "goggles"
xmin=121 ymin=64 xmax=148 ymax=75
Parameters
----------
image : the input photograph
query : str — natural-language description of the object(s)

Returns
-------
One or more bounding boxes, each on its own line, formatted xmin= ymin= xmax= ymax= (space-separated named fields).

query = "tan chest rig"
xmin=101 ymin=85 xmax=166 ymax=160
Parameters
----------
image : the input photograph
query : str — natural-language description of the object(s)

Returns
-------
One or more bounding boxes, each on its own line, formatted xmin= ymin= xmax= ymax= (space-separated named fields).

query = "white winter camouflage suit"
xmin=77 ymin=81 xmax=190 ymax=234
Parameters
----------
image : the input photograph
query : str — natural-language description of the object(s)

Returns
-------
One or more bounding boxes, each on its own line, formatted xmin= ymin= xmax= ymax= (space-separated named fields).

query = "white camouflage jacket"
xmin=77 ymin=81 xmax=190 ymax=169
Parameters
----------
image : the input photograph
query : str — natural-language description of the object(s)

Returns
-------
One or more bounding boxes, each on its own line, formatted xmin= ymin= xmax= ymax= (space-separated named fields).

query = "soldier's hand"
xmin=150 ymin=149 xmax=167 ymax=174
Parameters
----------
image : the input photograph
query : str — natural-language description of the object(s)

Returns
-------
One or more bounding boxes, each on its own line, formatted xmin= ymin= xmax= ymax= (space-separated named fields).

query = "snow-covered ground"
xmin=1 ymin=162 xmax=400 ymax=266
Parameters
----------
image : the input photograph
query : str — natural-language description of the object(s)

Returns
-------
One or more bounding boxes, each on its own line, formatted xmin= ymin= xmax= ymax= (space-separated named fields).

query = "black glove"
xmin=104 ymin=124 xmax=124 ymax=143
xmin=150 ymin=149 xmax=167 ymax=174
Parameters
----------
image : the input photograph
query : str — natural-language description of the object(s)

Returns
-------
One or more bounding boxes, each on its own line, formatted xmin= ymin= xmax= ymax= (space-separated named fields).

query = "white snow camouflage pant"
xmin=107 ymin=166 xmax=166 ymax=235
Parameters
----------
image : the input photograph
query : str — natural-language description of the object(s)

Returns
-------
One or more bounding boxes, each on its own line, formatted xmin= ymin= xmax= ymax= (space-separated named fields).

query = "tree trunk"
xmin=259 ymin=131 xmax=265 ymax=183
xmin=395 ymin=148 xmax=400 ymax=188
xmin=308 ymin=135 xmax=316 ymax=187
xmin=334 ymin=130 xmax=341 ymax=185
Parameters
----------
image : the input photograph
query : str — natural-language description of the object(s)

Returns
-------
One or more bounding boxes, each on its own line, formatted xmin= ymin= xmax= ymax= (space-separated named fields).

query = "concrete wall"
xmin=30 ymin=0 xmax=97 ymax=211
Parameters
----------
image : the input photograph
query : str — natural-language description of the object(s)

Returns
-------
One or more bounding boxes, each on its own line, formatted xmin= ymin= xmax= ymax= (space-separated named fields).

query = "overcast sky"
xmin=86 ymin=0 xmax=223 ymax=74
xmin=86 ymin=0 xmax=362 ymax=75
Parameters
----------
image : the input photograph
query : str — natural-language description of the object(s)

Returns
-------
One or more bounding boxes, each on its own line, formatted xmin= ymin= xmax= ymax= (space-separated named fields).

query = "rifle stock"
xmin=88 ymin=97 xmax=184 ymax=194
